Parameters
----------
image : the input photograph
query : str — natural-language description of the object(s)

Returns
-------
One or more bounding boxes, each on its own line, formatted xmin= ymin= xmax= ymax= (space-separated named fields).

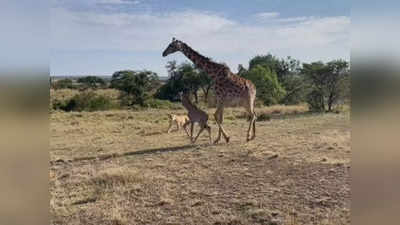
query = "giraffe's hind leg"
xmin=245 ymin=99 xmax=257 ymax=142
xmin=214 ymin=104 xmax=230 ymax=144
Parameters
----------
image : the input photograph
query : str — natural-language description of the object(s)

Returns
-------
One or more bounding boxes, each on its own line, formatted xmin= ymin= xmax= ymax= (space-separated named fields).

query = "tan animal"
xmin=167 ymin=113 xmax=190 ymax=133
xmin=180 ymin=91 xmax=212 ymax=144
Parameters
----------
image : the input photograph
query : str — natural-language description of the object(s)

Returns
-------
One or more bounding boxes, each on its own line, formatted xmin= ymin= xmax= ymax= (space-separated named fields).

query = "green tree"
xmin=110 ymin=70 xmax=160 ymax=106
xmin=155 ymin=61 xmax=184 ymax=101
xmin=156 ymin=62 xmax=205 ymax=103
xmin=249 ymin=54 xmax=300 ymax=80
xmin=325 ymin=60 xmax=350 ymax=111
xmin=302 ymin=62 xmax=329 ymax=111
xmin=198 ymin=70 xmax=213 ymax=103
xmin=180 ymin=63 xmax=201 ymax=103
xmin=302 ymin=60 xmax=349 ymax=112
xmin=242 ymin=65 xmax=286 ymax=106
xmin=248 ymin=54 xmax=304 ymax=104
xmin=77 ymin=76 xmax=106 ymax=88
xmin=53 ymin=78 xmax=74 ymax=89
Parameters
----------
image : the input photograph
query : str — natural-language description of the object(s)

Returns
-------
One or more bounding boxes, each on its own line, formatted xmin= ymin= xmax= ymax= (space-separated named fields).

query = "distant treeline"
xmin=50 ymin=54 xmax=350 ymax=112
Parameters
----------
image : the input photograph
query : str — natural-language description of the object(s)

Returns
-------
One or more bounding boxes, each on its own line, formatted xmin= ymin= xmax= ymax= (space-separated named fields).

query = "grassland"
xmin=50 ymin=106 xmax=350 ymax=225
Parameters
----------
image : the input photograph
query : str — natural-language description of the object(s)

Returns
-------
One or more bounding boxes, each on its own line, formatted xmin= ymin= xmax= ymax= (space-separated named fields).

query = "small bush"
xmin=52 ymin=79 xmax=75 ymax=90
xmin=306 ymin=89 xmax=325 ymax=112
xmin=57 ymin=92 xmax=113 ymax=112
xmin=257 ymin=113 xmax=271 ymax=121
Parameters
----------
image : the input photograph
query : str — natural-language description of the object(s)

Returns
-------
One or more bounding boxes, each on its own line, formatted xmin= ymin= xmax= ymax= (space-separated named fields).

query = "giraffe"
xmin=162 ymin=38 xmax=257 ymax=143
xmin=180 ymin=91 xmax=212 ymax=144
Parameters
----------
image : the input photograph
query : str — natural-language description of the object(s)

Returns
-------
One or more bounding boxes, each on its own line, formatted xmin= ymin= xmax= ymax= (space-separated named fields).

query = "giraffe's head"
xmin=162 ymin=37 xmax=183 ymax=57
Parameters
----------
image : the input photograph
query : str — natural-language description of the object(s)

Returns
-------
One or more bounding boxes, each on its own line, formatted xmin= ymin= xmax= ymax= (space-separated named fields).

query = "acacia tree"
xmin=110 ymin=70 xmax=159 ymax=106
xmin=325 ymin=60 xmax=350 ymax=111
xmin=156 ymin=62 xmax=205 ymax=103
xmin=302 ymin=60 xmax=349 ymax=112
xmin=155 ymin=61 xmax=184 ymax=101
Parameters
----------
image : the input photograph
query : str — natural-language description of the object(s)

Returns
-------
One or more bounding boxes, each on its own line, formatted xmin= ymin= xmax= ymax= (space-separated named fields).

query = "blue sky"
xmin=51 ymin=0 xmax=350 ymax=76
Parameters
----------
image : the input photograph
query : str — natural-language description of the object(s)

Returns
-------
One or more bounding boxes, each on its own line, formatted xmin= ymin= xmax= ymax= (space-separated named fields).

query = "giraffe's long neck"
xmin=179 ymin=43 xmax=223 ymax=80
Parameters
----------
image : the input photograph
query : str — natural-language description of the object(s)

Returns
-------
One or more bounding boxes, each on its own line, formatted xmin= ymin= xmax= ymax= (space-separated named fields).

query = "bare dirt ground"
xmin=50 ymin=107 xmax=350 ymax=225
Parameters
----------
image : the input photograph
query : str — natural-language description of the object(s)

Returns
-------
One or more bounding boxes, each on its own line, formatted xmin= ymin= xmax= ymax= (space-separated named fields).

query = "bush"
xmin=56 ymin=91 xmax=113 ymax=112
xmin=77 ymin=76 xmax=106 ymax=89
xmin=52 ymin=79 xmax=75 ymax=90
xmin=306 ymin=89 xmax=325 ymax=112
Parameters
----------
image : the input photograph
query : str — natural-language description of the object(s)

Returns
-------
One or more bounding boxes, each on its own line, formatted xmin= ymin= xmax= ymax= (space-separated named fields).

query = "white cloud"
xmin=96 ymin=0 xmax=140 ymax=4
xmin=276 ymin=16 xmax=310 ymax=22
xmin=255 ymin=12 xmax=280 ymax=19
xmin=51 ymin=8 xmax=350 ymax=73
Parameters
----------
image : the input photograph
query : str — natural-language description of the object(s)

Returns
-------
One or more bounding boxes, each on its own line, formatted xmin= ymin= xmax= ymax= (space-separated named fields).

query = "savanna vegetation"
xmin=50 ymin=54 xmax=350 ymax=114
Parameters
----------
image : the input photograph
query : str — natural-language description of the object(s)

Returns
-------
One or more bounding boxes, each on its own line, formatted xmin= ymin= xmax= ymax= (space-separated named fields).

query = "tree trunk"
xmin=201 ymin=86 xmax=211 ymax=103
xmin=193 ymin=90 xmax=199 ymax=104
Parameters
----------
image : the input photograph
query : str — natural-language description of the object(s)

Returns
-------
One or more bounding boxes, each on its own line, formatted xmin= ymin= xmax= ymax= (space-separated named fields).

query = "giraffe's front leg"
xmin=192 ymin=126 xmax=205 ymax=143
xmin=190 ymin=122 xmax=194 ymax=142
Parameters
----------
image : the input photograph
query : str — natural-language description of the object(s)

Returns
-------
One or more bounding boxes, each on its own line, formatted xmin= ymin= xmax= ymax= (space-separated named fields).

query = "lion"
xmin=167 ymin=113 xmax=190 ymax=133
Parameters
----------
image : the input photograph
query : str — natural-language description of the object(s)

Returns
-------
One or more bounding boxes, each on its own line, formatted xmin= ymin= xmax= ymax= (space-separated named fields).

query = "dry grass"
xmin=50 ymin=106 xmax=350 ymax=225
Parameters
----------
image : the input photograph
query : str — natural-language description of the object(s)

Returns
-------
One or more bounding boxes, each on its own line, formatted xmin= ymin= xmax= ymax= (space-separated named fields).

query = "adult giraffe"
xmin=162 ymin=38 xmax=256 ymax=143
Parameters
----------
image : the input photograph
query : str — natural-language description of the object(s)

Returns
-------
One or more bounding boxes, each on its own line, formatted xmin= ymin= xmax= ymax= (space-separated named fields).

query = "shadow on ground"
xmin=57 ymin=144 xmax=199 ymax=163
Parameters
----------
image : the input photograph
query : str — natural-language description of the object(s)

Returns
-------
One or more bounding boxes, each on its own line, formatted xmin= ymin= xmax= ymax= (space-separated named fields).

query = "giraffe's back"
xmin=214 ymin=72 xmax=256 ymax=101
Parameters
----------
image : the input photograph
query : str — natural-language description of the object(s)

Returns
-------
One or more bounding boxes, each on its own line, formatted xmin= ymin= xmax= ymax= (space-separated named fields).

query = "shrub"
xmin=58 ymin=91 xmax=113 ymax=112
xmin=306 ymin=89 xmax=325 ymax=112
xmin=53 ymin=79 xmax=75 ymax=90
xmin=77 ymin=76 xmax=106 ymax=89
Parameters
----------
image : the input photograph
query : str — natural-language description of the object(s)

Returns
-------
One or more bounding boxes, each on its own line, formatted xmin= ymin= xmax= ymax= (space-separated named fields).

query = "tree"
xmin=279 ymin=74 xmax=307 ymax=105
xmin=248 ymin=54 xmax=305 ymax=104
xmin=156 ymin=62 xmax=205 ymax=103
xmin=302 ymin=60 xmax=349 ymax=112
xmin=166 ymin=60 xmax=179 ymax=79
xmin=302 ymin=62 xmax=329 ymax=111
xmin=198 ymin=70 xmax=213 ymax=103
xmin=237 ymin=64 xmax=248 ymax=77
xmin=53 ymin=78 xmax=74 ymax=89
xmin=77 ymin=76 xmax=106 ymax=88
xmin=249 ymin=54 xmax=292 ymax=82
xmin=110 ymin=70 xmax=160 ymax=106
xmin=180 ymin=63 xmax=201 ymax=103
xmin=241 ymin=65 xmax=286 ymax=106
xmin=325 ymin=60 xmax=350 ymax=111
